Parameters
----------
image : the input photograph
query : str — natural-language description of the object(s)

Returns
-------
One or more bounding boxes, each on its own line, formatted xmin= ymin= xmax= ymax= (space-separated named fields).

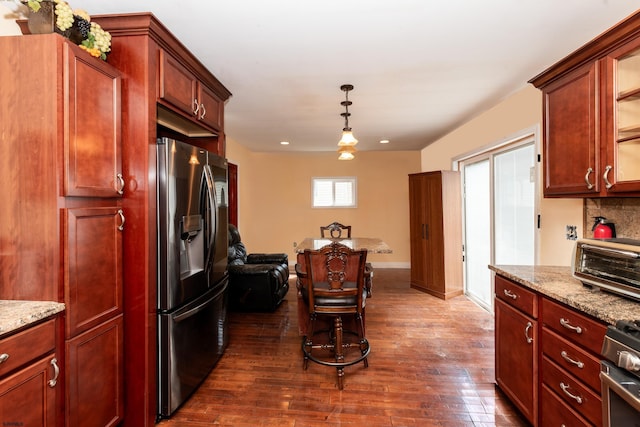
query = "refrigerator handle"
xmin=202 ymin=164 xmax=217 ymax=273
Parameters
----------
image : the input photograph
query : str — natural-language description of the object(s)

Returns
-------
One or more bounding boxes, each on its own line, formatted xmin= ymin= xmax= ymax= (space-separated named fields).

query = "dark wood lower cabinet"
xmin=495 ymin=297 xmax=537 ymax=425
xmin=495 ymin=274 xmax=608 ymax=427
xmin=66 ymin=315 xmax=124 ymax=427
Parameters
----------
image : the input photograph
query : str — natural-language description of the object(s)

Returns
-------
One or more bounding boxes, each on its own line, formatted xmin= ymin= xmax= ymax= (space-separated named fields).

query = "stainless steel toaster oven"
xmin=572 ymin=238 xmax=640 ymax=302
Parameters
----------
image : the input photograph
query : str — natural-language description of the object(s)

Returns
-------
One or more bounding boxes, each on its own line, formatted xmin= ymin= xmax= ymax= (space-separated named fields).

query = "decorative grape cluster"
xmin=79 ymin=22 xmax=111 ymax=60
xmin=53 ymin=0 xmax=73 ymax=32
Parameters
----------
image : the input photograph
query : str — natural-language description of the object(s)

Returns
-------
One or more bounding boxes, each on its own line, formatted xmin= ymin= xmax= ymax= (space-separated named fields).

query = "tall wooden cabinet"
xmin=91 ymin=13 xmax=232 ymax=426
xmin=530 ymin=9 xmax=640 ymax=197
xmin=408 ymin=171 xmax=463 ymax=299
xmin=0 ymin=34 xmax=124 ymax=426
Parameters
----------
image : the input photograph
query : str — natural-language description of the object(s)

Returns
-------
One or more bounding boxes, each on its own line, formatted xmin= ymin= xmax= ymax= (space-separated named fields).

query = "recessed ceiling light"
xmin=280 ymin=141 xmax=290 ymax=145
xmin=380 ymin=139 xmax=390 ymax=144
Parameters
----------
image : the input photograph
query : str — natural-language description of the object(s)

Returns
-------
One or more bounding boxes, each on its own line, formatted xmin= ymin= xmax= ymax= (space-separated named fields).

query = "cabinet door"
xmin=601 ymin=36 xmax=640 ymax=193
xmin=423 ymin=173 xmax=444 ymax=291
xmin=159 ymin=49 xmax=199 ymax=118
xmin=66 ymin=315 xmax=124 ymax=427
xmin=543 ymin=61 xmax=599 ymax=196
xmin=495 ymin=298 xmax=537 ymax=425
xmin=408 ymin=174 xmax=427 ymax=288
xmin=0 ymin=355 xmax=58 ymax=427
xmin=65 ymin=43 xmax=122 ymax=198
xmin=64 ymin=207 xmax=123 ymax=337
xmin=198 ymin=83 xmax=224 ymax=131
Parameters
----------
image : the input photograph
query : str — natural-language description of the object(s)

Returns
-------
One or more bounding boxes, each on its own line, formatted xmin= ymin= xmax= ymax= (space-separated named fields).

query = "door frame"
xmin=452 ymin=125 xmax=541 ymax=311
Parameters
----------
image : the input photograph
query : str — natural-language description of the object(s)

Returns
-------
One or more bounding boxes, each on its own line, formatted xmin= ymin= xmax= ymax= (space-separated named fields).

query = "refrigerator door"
xmin=157 ymin=277 xmax=228 ymax=417
xmin=157 ymin=138 xmax=215 ymax=311
xmin=206 ymin=153 xmax=229 ymax=287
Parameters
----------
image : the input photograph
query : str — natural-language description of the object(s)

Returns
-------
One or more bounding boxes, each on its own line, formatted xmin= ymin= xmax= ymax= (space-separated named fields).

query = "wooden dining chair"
xmin=319 ymin=221 xmax=374 ymax=297
xmin=301 ymin=242 xmax=370 ymax=390
xmin=320 ymin=222 xmax=351 ymax=239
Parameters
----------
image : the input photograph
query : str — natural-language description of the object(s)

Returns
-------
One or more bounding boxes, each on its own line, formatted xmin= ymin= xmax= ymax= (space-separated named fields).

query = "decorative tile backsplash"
xmin=584 ymin=198 xmax=640 ymax=240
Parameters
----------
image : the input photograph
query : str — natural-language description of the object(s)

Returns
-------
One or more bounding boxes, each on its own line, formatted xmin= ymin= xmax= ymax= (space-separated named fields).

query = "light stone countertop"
xmin=489 ymin=265 xmax=640 ymax=325
xmin=0 ymin=300 xmax=65 ymax=338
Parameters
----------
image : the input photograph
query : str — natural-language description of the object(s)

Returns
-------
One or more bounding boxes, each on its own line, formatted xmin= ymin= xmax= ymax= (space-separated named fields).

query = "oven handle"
xmin=600 ymin=369 xmax=640 ymax=412
xmin=581 ymin=243 xmax=640 ymax=259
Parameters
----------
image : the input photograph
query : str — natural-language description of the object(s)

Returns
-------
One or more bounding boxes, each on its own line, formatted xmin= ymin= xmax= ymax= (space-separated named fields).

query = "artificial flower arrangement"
xmin=19 ymin=0 xmax=111 ymax=60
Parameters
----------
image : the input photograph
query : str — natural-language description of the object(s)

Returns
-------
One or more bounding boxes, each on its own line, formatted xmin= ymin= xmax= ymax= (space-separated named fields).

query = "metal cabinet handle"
xmin=561 ymin=350 xmax=584 ymax=368
xmin=584 ymin=167 xmax=594 ymax=189
xmin=117 ymin=209 xmax=125 ymax=231
xmin=48 ymin=358 xmax=59 ymax=388
xmin=560 ymin=318 xmax=582 ymax=334
xmin=559 ymin=382 xmax=583 ymax=404
xmin=0 ymin=353 xmax=8 ymax=364
xmin=199 ymin=103 xmax=206 ymax=120
xmin=524 ymin=321 xmax=533 ymax=344
xmin=503 ymin=289 xmax=517 ymax=300
xmin=603 ymin=165 xmax=613 ymax=189
xmin=192 ymin=99 xmax=200 ymax=116
xmin=116 ymin=173 xmax=125 ymax=195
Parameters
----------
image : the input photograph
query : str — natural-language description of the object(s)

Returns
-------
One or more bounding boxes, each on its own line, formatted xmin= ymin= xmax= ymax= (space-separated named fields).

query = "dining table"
xmin=295 ymin=237 xmax=392 ymax=254
xmin=294 ymin=237 xmax=392 ymax=336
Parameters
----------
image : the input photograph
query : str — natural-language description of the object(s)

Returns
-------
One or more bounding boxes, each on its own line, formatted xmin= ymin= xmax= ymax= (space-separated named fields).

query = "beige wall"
xmin=422 ymin=85 xmax=583 ymax=266
xmin=226 ymin=142 xmax=421 ymax=267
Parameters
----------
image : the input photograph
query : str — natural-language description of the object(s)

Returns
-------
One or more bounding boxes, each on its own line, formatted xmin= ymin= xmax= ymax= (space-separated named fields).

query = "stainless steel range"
xmin=601 ymin=321 xmax=640 ymax=426
xmin=572 ymin=238 xmax=640 ymax=302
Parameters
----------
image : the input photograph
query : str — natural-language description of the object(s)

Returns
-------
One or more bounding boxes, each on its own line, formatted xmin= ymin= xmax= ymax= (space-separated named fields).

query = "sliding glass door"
xmin=459 ymin=134 xmax=537 ymax=311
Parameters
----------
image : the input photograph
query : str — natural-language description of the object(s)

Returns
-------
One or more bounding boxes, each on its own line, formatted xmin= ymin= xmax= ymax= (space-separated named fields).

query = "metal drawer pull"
xmin=48 ymin=358 xmax=59 ymax=388
xmin=199 ymin=103 xmax=206 ymax=120
xmin=524 ymin=322 xmax=533 ymax=344
xmin=192 ymin=99 xmax=200 ymax=116
xmin=117 ymin=209 xmax=125 ymax=231
xmin=503 ymin=289 xmax=517 ymax=300
xmin=584 ymin=167 xmax=594 ymax=189
xmin=603 ymin=165 xmax=613 ymax=189
xmin=0 ymin=353 xmax=8 ymax=364
xmin=560 ymin=318 xmax=582 ymax=334
xmin=116 ymin=173 xmax=125 ymax=195
xmin=561 ymin=350 xmax=584 ymax=368
xmin=560 ymin=382 xmax=583 ymax=404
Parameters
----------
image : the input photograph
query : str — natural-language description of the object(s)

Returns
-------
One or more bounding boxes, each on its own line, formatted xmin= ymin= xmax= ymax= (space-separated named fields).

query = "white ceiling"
xmin=51 ymin=1 xmax=640 ymax=152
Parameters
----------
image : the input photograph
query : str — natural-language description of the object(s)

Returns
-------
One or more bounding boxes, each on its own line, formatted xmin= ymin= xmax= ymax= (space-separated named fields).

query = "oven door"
xmin=600 ymin=360 xmax=640 ymax=427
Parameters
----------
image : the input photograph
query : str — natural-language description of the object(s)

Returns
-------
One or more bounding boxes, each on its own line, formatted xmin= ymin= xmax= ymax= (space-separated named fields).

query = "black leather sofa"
xmin=227 ymin=224 xmax=289 ymax=312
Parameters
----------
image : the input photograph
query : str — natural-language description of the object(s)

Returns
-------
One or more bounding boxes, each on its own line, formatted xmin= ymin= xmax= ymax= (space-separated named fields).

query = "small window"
xmin=312 ymin=177 xmax=357 ymax=208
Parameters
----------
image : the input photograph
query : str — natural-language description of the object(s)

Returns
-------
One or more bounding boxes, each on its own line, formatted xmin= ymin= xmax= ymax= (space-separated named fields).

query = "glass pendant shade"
xmin=338 ymin=129 xmax=358 ymax=146
xmin=337 ymin=145 xmax=356 ymax=160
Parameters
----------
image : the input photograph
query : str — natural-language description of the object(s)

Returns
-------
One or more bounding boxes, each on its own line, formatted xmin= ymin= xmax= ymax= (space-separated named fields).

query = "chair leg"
xmin=303 ymin=314 xmax=317 ymax=370
xmin=334 ymin=316 xmax=344 ymax=390
xmin=356 ymin=313 xmax=369 ymax=368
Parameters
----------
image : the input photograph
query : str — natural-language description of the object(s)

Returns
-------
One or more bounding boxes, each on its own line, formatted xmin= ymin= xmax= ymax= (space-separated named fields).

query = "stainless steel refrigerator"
xmin=156 ymin=137 xmax=229 ymax=418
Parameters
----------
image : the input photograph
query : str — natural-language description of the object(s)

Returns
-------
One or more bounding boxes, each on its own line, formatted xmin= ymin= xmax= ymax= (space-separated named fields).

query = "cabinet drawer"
xmin=541 ymin=298 xmax=606 ymax=354
xmin=0 ymin=319 xmax=56 ymax=376
xmin=540 ymin=384 xmax=590 ymax=427
xmin=542 ymin=327 xmax=602 ymax=393
xmin=541 ymin=355 xmax=602 ymax=426
xmin=495 ymin=275 xmax=537 ymax=318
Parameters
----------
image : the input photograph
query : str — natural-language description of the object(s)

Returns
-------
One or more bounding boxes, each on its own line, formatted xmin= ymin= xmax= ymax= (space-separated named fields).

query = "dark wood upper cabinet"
xmin=530 ymin=10 xmax=640 ymax=197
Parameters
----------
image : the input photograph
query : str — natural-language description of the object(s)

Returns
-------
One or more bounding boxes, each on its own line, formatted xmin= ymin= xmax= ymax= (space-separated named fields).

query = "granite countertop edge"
xmin=489 ymin=265 xmax=639 ymax=325
xmin=0 ymin=300 xmax=66 ymax=337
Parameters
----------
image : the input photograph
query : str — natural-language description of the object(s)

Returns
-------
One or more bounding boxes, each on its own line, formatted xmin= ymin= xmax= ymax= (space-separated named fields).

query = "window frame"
xmin=311 ymin=176 xmax=358 ymax=208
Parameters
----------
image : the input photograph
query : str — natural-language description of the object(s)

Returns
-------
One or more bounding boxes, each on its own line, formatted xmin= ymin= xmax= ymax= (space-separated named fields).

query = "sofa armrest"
xmin=247 ymin=253 xmax=288 ymax=265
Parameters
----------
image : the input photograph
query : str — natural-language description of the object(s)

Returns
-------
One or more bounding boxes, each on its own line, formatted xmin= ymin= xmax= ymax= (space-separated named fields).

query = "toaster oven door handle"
xmin=580 ymin=244 xmax=640 ymax=259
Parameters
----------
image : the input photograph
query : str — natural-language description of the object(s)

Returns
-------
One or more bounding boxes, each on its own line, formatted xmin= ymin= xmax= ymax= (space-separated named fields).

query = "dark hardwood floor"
xmin=157 ymin=269 xmax=528 ymax=426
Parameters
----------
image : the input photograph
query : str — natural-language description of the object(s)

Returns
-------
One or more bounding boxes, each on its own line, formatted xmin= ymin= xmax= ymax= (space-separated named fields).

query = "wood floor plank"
xmin=157 ymin=269 xmax=527 ymax=427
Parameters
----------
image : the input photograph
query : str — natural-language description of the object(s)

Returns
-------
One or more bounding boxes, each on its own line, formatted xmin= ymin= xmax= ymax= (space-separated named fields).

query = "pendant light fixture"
xmin=337 ymin=84 xmax=358 ymax=160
